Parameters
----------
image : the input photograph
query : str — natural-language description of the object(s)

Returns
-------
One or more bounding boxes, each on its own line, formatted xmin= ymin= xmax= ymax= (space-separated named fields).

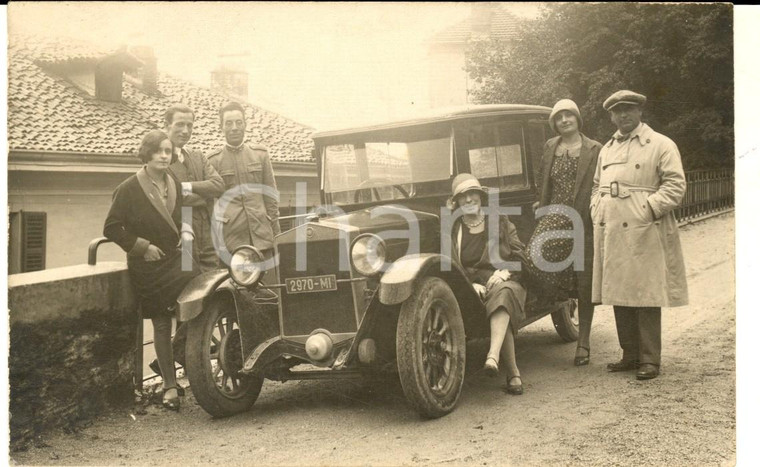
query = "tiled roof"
xmin=28 ymin=36 xmax=114 ymax=67
xmin=430 ymin=8 xmax=519 ymax=44
xmin=8 ymin=35 xmax=315 ymax=163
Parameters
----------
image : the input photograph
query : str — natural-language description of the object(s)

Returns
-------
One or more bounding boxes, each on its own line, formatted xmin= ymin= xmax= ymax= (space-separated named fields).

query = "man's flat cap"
xmin=603 ymin=90 xmax=647 ymax=111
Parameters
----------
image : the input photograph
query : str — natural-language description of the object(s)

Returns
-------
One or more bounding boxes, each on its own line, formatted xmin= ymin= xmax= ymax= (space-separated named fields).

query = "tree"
xmin=465 ymin=3 xmax=733 ymax=169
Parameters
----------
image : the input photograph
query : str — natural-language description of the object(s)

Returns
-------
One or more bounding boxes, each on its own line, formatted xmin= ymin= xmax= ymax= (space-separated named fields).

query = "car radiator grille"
xmin=277 ymin=240 xmax=357 ymax=336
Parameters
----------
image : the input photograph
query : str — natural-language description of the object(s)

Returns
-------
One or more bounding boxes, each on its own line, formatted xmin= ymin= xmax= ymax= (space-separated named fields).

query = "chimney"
xmin=94 ymin=47 xmax=142 ymax=103
xmin=94 ymin=63 xmax=123 ymax=102
xmin=130 ymin=46 xmax=158 ymax=95
xmin=471 ymin=3 xmax=494 ymax=38
xmin=211 ymin=53 xmax=250 ymax=99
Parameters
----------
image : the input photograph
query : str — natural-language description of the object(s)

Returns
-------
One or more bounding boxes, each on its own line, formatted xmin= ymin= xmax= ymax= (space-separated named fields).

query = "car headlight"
xmin=351 ymin=234 xmax=386 ymax=276
xmin=229 ymin=246 xmax=265 ymax=286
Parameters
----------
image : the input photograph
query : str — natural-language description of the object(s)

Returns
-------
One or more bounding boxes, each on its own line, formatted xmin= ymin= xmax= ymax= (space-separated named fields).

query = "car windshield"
xmin=322 ymin=129 xmax=452 ymax=205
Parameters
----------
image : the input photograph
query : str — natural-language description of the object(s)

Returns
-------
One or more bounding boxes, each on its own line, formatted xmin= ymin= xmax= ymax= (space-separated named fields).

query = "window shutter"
xmin=21 ymin=212 xmax=46 ymax=272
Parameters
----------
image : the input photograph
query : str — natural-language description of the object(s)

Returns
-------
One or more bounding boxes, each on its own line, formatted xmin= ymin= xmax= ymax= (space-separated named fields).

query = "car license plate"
xmin=285 ymin=275 xmax=338 ymax=294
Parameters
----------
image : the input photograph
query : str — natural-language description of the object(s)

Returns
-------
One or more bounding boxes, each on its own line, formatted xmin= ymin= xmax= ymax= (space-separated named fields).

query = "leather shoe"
xmin=484 ymin=357 xmax=499 ymax=378
xmin=574 ymin=346 xmax=590 ymax=367
xmin=162 ymin=388 xmax=180 ymax=411
xmin=636 ymin=364 xmax=660 ymax=380
xmin=606 ymin=359 xmax=639 ymax=372
xmin=505 ymin=376 xmax=523 ymax=395
xmin=149 ymin=359 xmax=185 ymax=396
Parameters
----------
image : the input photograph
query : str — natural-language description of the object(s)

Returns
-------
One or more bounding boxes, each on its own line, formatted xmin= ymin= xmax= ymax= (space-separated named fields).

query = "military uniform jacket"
xmin=208 ymin=143 xmax=281 ymax=255
xmin=590 ymin=123 xmax=688 ymax=307
xmin=167 ymin=146 xmax=224 ymax=271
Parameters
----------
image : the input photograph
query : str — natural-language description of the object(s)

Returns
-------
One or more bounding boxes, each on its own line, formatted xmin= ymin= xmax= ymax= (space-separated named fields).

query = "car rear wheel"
xmin=551 ymin=299 xmax=579 ymax=342
xmin=396 ymin=277 xmax=466 ymax=419
xmin=185 ymin=296 xmax=263 ymax=417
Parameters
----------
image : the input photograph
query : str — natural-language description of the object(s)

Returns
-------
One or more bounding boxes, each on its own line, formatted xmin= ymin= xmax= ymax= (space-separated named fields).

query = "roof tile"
xmin=8 ymin=35 xmax=315 ymax=162
xmin=430 ymin=8 xmax=519 ymax=44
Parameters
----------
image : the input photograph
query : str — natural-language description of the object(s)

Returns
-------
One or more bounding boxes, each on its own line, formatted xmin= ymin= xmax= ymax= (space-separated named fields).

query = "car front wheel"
xmin=396 ymin=276 xmax=466 ymax=419
xmin=185 ymin=295 xmax=263 ymax=417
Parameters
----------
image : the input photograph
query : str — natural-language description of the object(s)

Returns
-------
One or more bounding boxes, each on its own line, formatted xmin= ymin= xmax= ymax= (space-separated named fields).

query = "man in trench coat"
xmin=208 ymin=101 xmax=281 ymax=265
xmin=590 ymin=90 xmax=689 ymax=380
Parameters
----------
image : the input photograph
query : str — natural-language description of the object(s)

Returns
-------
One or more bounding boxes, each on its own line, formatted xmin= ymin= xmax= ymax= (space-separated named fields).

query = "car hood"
xmin=316 ymin=206 xmax=440 ymax=236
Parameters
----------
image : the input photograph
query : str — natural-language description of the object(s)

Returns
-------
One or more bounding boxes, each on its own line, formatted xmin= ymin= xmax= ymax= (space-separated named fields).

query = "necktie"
xmin=175 ymin=148 xmax=185 ymax=164
xmin=615 ymin=133 xmax=630 ymax=143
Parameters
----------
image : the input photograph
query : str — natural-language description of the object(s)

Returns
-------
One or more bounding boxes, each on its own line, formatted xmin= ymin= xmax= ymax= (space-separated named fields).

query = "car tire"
xmin=551 ymin=298 xmax=579 ymax=342
xmin=396 ymin=276 xmax=466 ymax=419
xmin=185 ymin=295 xmax=263 ymax=417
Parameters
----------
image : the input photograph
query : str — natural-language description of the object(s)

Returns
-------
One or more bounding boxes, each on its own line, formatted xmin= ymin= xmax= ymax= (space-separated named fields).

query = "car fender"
xmin=379 ymin=253 xmax=488 ymax=338
xmin=177 ymin=269 xmax=233 ymax=322
xmin=379 ymin=254 xmax=464 ymax=304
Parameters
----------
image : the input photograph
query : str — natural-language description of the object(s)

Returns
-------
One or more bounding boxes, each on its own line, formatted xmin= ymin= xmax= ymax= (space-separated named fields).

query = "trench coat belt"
xmin=599 ymin=182 xmax=657 ymax=198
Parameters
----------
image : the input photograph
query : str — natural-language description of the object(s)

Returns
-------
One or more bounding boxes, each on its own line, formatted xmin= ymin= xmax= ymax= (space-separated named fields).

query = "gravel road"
xmin=11 ymin=212 xmax=736 ymax=466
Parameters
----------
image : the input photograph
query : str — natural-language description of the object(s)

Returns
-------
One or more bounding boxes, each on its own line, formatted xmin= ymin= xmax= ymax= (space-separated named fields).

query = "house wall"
xmin=428 ymin=43 xmax=469 ymax=108
xmin=8 ymin=168 xmax=319 ymax=272
xmin=8 ymin=171 xmax=131 ymax=269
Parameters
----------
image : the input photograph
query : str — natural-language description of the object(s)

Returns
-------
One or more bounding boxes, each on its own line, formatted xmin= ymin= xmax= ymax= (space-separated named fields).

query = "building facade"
xmin=427 ymin=4 xmax=519 ymax=108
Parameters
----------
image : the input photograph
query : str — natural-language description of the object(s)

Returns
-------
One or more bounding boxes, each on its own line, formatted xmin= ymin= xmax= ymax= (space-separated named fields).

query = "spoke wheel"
xmin=186 ymin=295 xmax=262 ymax=417
xmin=421 ymin=301 xmax=455 ymax=395
xmin=397 ymin=277 xmax=465 ymax=418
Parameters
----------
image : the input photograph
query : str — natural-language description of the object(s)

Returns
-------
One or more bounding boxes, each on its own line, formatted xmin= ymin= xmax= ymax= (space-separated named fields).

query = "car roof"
xmin=311 ymin=104 xmax=551 ymax=141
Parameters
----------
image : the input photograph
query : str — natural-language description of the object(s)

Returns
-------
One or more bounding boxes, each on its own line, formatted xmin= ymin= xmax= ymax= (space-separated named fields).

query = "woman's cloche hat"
xmin=549 ymin=98 xmax=583 ymax=133
xmin=447 ymin=173 xmax=488 ymax=209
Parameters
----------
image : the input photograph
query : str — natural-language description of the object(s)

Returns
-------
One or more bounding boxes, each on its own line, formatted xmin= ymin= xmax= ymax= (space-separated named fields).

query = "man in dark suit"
xmin=165 ymin=103 xmax=225 ymax=271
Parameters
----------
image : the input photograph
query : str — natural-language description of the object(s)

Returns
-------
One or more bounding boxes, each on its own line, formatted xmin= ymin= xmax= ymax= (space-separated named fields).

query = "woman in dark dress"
xmin=104 ymin=130 xmax=199 ymax=410
xmin=526 ymin=99 xmax=601 ymax=366
xmin=449 ymin=174 xmax=528 ymax=395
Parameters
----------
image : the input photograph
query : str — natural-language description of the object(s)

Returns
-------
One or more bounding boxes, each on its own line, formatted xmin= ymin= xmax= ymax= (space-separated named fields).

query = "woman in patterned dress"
xmin=526 ymin=100 xmax=602 ymax=366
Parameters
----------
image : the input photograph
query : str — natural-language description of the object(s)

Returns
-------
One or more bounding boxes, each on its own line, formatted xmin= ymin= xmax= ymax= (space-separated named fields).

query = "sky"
xmin=7 ymin=2 xmax=542 ymax=129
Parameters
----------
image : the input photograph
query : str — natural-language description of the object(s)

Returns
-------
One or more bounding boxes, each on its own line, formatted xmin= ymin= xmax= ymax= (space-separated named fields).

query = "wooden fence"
xmin=674 ymin=169 xmax=734 ymax=222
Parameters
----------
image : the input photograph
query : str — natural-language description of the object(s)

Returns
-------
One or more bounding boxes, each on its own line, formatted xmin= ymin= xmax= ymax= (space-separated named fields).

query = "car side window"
xmin=465 ymin=122 xmax=529 ymax=191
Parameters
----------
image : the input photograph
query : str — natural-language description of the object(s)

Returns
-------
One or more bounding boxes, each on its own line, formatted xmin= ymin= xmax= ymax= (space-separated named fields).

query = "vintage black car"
xmin=178 ymin=104 xmax=579 ymax=419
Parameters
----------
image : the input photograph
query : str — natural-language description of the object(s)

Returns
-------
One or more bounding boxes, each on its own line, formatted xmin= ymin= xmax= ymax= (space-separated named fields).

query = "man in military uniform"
xmin=148 ymin=104 xmax=225 ymax=380
xmin=590 ymin=90 xmax=689 ymax=381
xmin=208 ymin=101 xmax=280 ymax=264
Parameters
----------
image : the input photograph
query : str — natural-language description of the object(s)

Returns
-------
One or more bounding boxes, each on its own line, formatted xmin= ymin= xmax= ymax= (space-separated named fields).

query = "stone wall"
xmin=8 ymin=262 xmax=138 ymax=449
